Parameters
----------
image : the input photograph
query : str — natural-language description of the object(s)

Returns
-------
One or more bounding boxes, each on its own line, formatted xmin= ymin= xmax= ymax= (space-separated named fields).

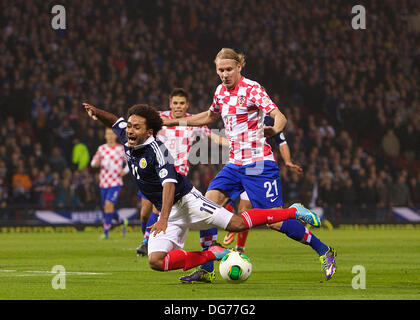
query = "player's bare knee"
xmin=205 ymin=189 xmax=229 ymax=206
xmin=238 ymin=200 xmax=252 ymax=214
xmin=148 ymin=255 xmax=163 ymax=271
xmin=104 ymin=201 xmax=114 ymax=213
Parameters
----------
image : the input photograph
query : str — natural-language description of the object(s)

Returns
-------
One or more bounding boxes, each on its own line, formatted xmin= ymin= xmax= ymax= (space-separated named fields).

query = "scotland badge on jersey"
xmin=140 ymin=158 xmax=147 ymax=169
xmin=159 ymin=168 xmax=168 ymax=178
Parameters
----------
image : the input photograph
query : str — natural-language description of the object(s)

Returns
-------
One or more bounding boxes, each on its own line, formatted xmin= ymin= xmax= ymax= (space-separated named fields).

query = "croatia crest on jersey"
xmin=238 ymin=95 xmax=246 ymax=107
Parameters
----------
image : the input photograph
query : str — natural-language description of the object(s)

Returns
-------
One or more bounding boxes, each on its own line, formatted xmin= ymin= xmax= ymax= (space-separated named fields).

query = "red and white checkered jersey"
xmin=209 ymin=76 xmax=277 ymax=166
xmin=91 ymin=143 xmax=127 ymax=188
xmin=158 ymin=111 xmax=211 ymax=175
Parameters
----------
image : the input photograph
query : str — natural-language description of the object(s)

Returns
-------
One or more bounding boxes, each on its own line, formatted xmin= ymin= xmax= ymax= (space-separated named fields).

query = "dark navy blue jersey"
xmin=112 ymin=117 xmax=193 ymax=211
xmin=264 ymin=116 xmax=287 ymax=147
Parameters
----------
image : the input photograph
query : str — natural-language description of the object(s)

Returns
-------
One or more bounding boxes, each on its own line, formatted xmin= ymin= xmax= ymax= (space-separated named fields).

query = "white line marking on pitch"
xmin=15 ymin=274 xmax=51 ymax=277
xmin=24 ymin=270 xmax=109 ymax=275
xmin=0 ymin=270 xmax=109 ymax=276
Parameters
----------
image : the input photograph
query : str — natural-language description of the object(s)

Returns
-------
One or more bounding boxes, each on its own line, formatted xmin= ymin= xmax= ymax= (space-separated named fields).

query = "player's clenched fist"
xmin=83 ymin=102 xmax=98 ymax=120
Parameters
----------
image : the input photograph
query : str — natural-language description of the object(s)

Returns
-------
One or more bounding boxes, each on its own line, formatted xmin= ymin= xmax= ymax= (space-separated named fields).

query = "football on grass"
xmin=219 ymin=251 xmax=252 ymax=283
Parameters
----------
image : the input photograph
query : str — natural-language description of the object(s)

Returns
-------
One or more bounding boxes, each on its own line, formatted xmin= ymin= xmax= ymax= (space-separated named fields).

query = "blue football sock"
xmin=103 ymin=213 xmax=113 ymax=237
xmin=199 ymin=228 xmax=218 ymax=272
xmin=140 ymin=221 xmax=147 ymax=236
xmin=112 ymin=211 xmax=121 ymax=224
xmin=147 ymin=212 xmax=159 ymax=228
xmin=278 ymin=220 xmax=329 ymax=256
xmin=144 ymin=212 xmax=159 ymax=242
xmin=200 ymin=261 xmax=214 ymax=273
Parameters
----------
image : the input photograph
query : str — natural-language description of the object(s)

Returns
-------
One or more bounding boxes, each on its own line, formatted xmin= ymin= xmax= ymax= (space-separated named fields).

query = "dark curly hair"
xmin=126 ymin=104 xmax=163 ymax=137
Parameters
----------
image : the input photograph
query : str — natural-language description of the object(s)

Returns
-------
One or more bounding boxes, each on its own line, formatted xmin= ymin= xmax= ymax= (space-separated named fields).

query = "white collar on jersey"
xmin=131 ymin=135 xmax=155 ymax=150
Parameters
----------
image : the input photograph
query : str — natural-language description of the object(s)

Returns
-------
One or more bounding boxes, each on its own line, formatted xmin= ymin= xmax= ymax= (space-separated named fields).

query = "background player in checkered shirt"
xmin=136 ymin=88 xmax=230 ymax=283
xmin=91 ymin=127 xmax=129 ymax=239
xmin=163 ymin=48 xmax=337 ymax=280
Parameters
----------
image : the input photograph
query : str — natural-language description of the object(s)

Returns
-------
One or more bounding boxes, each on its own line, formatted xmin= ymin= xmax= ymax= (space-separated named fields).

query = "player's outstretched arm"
xmin=279 ymin=143 xmax=303 ymax=175
xmin=163 ymin=110 xmax=219 ymax=127
xmin=82 ymin=103 xmax=118 ymax=128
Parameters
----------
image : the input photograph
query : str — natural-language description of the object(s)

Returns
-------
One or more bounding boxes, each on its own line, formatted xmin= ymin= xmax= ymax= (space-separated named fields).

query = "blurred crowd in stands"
xmin=0 ymin=0 xmax=419 ymax=222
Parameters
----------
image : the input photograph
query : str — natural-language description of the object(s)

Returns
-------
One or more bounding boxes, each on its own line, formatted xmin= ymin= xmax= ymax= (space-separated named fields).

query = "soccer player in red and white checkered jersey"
xmin=91 ymin=127 xmax=129 ymax=239
xmin=163 ymin=49 xmax=287 ymax=208
xmin=158 ymin=89 xmax=228 ymax=174
xmin=224 ymin=125 xmax=304 ymax=252
xmin=163 ymin=48 xmax=337 ymax=280
xmin=158 ymin=112 xmax=210 ymax=176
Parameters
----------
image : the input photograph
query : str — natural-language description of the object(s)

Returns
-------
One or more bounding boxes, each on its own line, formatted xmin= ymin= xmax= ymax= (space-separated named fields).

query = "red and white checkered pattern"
xmin=200 ymin=234 xmax=218 ymax=248
xmin=91 ymin=144 xmax=126 ymax=188
xmin=209 ymin=76 xmax=277 ymax=166
xmin=158 ymin=111 xmax=211 ymax=176
xmin=301 ymin=227 xmax=313 ymax=244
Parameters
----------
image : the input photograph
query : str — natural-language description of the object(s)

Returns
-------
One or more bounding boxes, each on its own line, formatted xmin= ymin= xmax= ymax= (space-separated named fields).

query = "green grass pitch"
xmin=1 ymin=226 xmax=420 ymax=300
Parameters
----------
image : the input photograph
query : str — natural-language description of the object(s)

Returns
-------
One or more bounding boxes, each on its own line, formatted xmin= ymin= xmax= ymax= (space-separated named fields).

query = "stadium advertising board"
xmin=35 ymin=208 xmax=137 ymax=224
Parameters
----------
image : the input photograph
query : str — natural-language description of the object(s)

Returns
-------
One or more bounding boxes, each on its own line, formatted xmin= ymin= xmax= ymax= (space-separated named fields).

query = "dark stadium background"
xmin=0 ymin=0 xmax=419 ymax=227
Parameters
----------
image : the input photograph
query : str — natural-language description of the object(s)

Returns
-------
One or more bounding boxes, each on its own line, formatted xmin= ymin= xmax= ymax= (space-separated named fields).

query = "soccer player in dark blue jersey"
xmin=82 ymin=102 xmax=320 ymax=274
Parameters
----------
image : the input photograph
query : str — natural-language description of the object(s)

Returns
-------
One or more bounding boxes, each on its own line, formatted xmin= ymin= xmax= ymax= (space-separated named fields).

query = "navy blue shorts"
xmin=208 ymin=160 xmax=283 ymax=208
